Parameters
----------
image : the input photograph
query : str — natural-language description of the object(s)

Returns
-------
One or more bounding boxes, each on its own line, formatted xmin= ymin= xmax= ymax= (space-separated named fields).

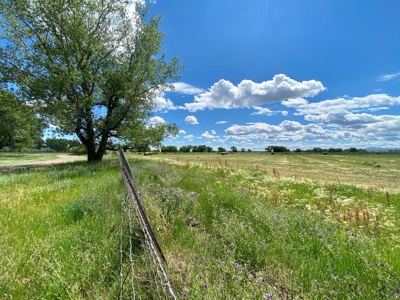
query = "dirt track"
xmin=0 ymin=155 xmax=86 ymax=171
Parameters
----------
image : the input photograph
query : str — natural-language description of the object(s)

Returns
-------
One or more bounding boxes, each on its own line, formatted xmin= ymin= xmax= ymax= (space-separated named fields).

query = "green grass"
xmin=1 ymin=152 xmax=400 ymax=299
xmin=0 ymin=153 xmax=59 ymax=165
xmin=135 ymin=152 xmax=400 ymax=192
xmin=0 ymin=160 xmax=123 ymax=299
xmin=127 ymin=153 xmax=400 ymax=299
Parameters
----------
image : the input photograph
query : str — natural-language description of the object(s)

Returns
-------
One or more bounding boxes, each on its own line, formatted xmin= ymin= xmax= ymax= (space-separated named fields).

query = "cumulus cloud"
xmin=184 ymin=135 xmax=194 ymax=139
xmin=148 ymin=116 xmax=165 ymax=124
xmin=171 ymin=82 xmax=205 ymax=95
xmin=377 ymin=71 xmax=400 ymax=81
xmin=216 ymin=120 xmax=229 ymax=124
xmin=211 ymin=130 xmax=216 ymax=135
xmin=153 ymin=95 xmax=177 ymax=111
xmin=281 ymin=111 xmax=288 ymax=116
xmin=185 ymin=115 xmax=199 ymax=124
xmin=223 ymin=92 xmax=400 ymax=147
xmin=179 ymin=130 xmax=186 ymax=134
xmin=225 ymin=121 xmax=349 ymax=143
xmin=201 ymin=131 xmax=219 ymax=139
xmin=251 ymin=106 xmax=277 ymax=115
xmin=183 ymin=74 xmax=325 ymax=112
xmin=282 ymin=94 xmax=400 ymax=130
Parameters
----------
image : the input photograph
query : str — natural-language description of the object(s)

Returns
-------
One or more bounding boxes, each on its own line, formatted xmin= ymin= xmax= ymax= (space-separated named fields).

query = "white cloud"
xmin=281 ymin=111 xmax=288 ymax=116
xmin=184 ymin=135 xmax=194 ymax=139
xmin=185 ymin=115 xmax=199 ymax=124
xmin=211 ymin=130 xmax=216 ymax=135
xmin=201 ymin=131 xmax=219 ymax=139
xmin=148 ymin=116 xmax=165 ymax=124
xmin=223 ymin=92 xmax=400 ymax=147
xmin=184 ymin=74 xmax=325 ymax=112
xmin=251 ymin=106 xmax=275 ymax=115
xmin=225 ymin=121 xmax=348 ymax=143
xmin=179 ymin=130 xmax=186 ymax=134
xmin=377 ymin=71 xmax=400 ymax=81
xmin=216 ymin=120 xmax=228 ymax=124
xmin=282 ymin=94 xmax=400 ymax=129
xmin=171 ymin=82 xmax=205 ymax=95
xmin=153 ymin=95 xmax=178 ymax=111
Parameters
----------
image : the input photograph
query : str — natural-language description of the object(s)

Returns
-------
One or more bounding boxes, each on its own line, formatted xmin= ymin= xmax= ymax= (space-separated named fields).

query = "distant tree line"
xmin=264 ymin=145 xmax=368 ymax=153
xmin=160 ymin=144 xmax=213 ymax=153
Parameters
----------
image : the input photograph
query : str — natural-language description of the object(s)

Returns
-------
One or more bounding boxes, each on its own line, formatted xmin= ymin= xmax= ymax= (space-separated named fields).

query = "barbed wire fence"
xmin=118 ymin=149 xmax=177 ymax=300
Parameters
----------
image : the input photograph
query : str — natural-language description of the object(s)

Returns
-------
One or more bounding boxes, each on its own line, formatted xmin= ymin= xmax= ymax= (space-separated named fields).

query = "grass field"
xmin=133 ymin=152 xmax=400 ymax=193
xmin=1 ymin=152 xmax=400 ymax=299
xmin=0 ymin=153 xmax=59 ymax=165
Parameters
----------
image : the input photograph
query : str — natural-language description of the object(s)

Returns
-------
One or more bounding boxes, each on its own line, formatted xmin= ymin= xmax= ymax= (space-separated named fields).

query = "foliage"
xmin=192 ymin=145 xmax=209 ymax=152
xmin=218 ymin=147 xmax=226 ymax=153
xmin=161 ymin=145 xmax=178 ymax=153
xmin=46 ymin=138 xmax=81 ymax=152
xmin=230 ymin=146 xmax=238 ymax=152
xmin=0 ymin=88 xmax=44 ymax=151
xmin=179 ymin=145 xmax=192 ymax=152
xmin=265 ymin=145 xmax=290 ymax=153
xmin=0 ymin=0 xmax=183 ymax=162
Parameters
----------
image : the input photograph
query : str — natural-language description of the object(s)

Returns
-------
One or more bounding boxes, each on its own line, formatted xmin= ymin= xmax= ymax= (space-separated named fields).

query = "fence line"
xmin=118 ymin=150 xmax=177 ymax=300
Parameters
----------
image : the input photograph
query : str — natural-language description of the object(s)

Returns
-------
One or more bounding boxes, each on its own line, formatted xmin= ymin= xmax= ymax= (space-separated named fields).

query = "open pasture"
xmin=126 ymin=153 xmax=400 ymax=299
xmin=0 ymin=153 xmax=59 ymax=165
xmin=1 ymin=152 xmax=400 ymax=299
xmin=132 ymin=152 xmax=400 ymax=193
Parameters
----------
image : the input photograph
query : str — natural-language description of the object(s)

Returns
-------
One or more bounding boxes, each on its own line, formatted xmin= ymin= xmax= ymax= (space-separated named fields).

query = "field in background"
xmin=131 ymin=152 xmax=400 ymax=193
xmin=1 ymin=152 xmax=400 ymax=299
xmin=0 ymin=153 xmax=59 ymax=165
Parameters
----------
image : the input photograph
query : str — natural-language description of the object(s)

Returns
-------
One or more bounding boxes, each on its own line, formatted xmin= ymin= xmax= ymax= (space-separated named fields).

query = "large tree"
xmin=0 ymin=88 xmax=43 ymax=151
xmin=0 ymin=0 xmax=182 ymax=162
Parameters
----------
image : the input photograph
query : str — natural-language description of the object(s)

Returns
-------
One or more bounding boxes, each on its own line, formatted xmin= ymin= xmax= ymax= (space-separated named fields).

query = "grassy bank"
xmin=0 ymin=159 xmax=123 ymax=299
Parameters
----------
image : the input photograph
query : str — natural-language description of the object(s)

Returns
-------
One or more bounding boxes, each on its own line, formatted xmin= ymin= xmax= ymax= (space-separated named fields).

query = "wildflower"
xmin=264 ymin=294 xmax=273 ymax=299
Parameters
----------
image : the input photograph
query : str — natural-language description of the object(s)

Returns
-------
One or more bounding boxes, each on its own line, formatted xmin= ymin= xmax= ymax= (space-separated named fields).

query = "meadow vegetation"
xmin=0 ymin=153 xmax=59 ymax=165
xmin=1 ymin=152 xmax=400 ymax=299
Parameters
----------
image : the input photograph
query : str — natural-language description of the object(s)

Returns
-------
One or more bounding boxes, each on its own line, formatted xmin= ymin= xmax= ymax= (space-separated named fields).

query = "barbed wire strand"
xmin=127 ymin=196 xmax=136 ymax=300
xmin=123 ymin=169 xmax=177 ymax=300
xmin=119 ymin=152 xmax=177 ymax=299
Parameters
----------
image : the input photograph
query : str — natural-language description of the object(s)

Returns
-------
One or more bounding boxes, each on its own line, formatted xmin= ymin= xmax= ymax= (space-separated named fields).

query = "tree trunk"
xmin=86 ymin=132 xmax=108 ymax=162
xmin=86 ymin=143 xmax=98 ymax=162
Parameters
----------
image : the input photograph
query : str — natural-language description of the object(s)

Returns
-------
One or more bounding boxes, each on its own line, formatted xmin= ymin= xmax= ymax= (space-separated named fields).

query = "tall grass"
xmin=0 ymin=153 xmax=59 ymax=165
xmin=1 ymin=154 xmax=400 ymax=299
xmin=0 ymin=160 xmax=123 ymax=299
xmin=129 ymin=158 xmax=400 ymax=299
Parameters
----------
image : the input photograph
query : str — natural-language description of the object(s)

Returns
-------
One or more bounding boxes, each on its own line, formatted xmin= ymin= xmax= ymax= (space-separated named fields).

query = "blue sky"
xmin=145 ymin=0 xmax=400 ymax=151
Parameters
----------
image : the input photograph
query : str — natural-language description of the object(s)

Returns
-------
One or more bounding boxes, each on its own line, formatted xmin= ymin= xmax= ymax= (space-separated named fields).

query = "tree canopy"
xmin=0 ymin=88 xmax=43 ymax=151
xmin=0 ymin=0 xmax=183 ymax=161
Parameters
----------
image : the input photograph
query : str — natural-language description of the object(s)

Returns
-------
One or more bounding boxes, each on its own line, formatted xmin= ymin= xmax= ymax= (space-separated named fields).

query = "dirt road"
xmin=0 ymin=154 xmax=86 ymax=171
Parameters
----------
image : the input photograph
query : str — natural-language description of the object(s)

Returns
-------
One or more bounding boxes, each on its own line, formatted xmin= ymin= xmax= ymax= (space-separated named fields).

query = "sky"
xmin=144 ymin=0 xmax=400 ymax=151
